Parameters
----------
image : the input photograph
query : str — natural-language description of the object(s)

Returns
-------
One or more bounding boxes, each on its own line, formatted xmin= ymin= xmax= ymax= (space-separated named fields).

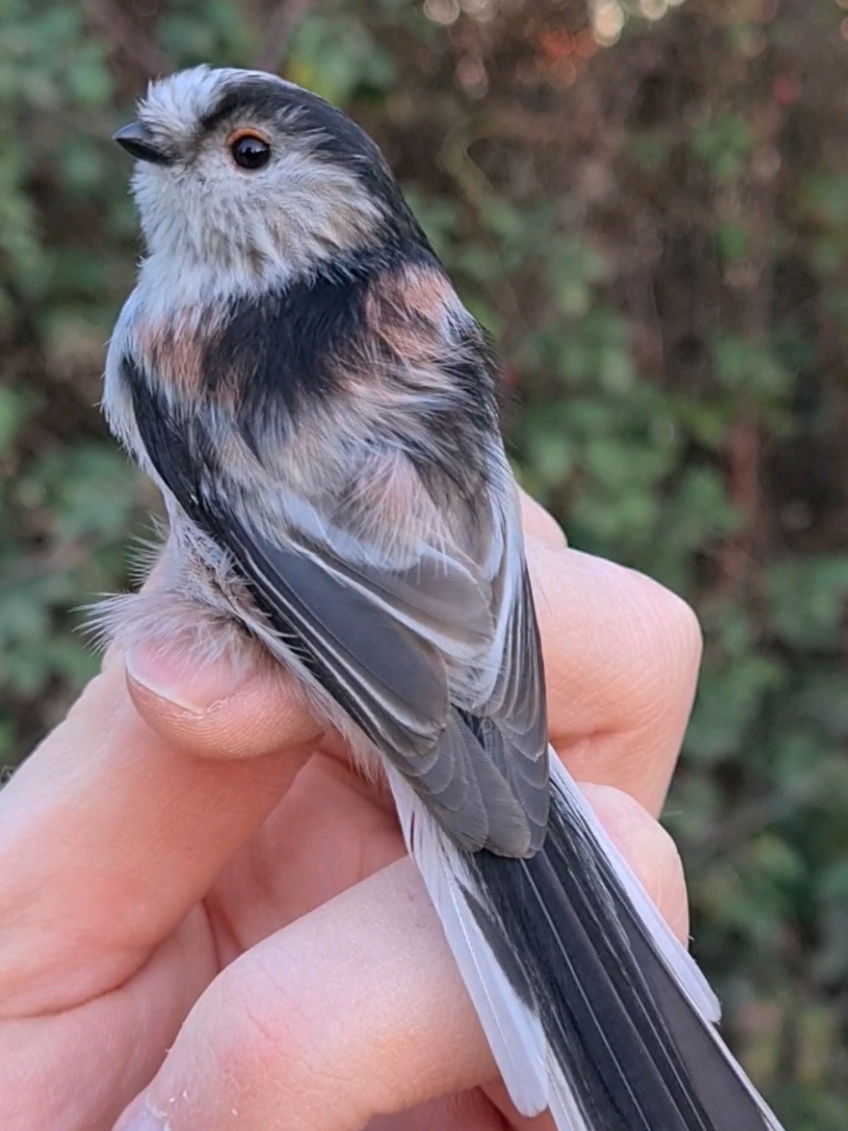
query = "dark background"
xmin=2 ymin=1 xmax=847 ymax=1124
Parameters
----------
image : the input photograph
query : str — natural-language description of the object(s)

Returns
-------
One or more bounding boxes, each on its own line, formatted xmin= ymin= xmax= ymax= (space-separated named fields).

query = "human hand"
xmin=0 ymin=493 xmax=702 ymax=1131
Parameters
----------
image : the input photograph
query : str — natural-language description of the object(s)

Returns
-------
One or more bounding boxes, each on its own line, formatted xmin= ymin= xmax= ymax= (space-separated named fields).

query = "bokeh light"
xmin=640 ymin=0 xmax=668 ymax=19
xmin=460 ymin=0 xmax=497 ymax=19
xmin=424 ymin=0 xmax=460 ymax=26
xmin=590 ymin=0 xmax=626 ymax=47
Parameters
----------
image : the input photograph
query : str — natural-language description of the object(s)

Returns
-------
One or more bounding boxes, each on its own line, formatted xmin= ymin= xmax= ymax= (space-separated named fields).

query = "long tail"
xmin=389 ymin=752 xmax=785 ymax=1131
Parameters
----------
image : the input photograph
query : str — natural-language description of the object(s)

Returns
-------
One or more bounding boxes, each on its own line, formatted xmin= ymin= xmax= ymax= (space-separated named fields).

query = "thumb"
xmin=124 ymin=639 xmax=324 ymax=760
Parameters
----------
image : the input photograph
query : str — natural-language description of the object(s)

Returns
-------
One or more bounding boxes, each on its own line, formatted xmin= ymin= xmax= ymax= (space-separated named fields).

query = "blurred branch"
xmin=254 ymin=0 xmax=314 ymax=73
xmin=718 ymin=92 xmax=783 ymax=592
xmin=86 ymin=0 xmax=173 ymax=82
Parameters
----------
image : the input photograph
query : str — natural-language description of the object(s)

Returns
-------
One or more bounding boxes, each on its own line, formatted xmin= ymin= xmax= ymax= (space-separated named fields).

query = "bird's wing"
xmin=122 ymin=345 xmax=549 ymax=857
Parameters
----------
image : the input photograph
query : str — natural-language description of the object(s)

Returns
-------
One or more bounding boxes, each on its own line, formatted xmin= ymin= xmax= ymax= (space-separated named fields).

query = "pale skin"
xmin=0 ymin=494 xmax=702 ymax=1131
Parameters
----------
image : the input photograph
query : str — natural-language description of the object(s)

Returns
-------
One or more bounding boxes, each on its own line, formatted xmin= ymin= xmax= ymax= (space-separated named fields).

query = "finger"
xmin=113 ymin=859 xmax=490 ymax=1131
xmin=366 ymin=1090 xmax=507 ymax=1131
xmin=519 ymin=489 xmax=567 ymax=549
xmin=578 ymin=783 xmax=689 ymax=943
xmin=125 ymin=639 xmax=323 ymax=758
xmin=2 ymin=909 xmax=214 ymax=1131
xmin=112 ymin=791 xmax=688 ymax=1131
xmin=529 ymin=542 xmax=702 ymax=817
xmin=0 ymin=645 xmax=314 ymax=1019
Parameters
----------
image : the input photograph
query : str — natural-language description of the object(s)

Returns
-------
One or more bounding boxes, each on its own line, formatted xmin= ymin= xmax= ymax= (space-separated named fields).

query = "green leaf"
xmin=714 ymin=335 xmax=790 ymax=401
xmin=692 ymin=113 xmax=755 ymax=181
xmin=767 ymin=557 xmax=848 ymax=649
xmin=0 ymin=386 xmax=32 ymax=454
xmin=687 ymin=652 xmax=787 ymax=763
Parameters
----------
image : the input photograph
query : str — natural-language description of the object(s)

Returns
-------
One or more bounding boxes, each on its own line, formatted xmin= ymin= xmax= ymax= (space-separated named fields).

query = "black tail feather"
xmin=464 ymin=774 xmax=780 ymax=1131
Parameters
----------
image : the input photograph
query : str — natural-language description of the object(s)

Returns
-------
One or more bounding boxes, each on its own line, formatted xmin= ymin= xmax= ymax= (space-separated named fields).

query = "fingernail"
xmin=114 ymin=1100 xmax=166 ymax=1131
xmin=126 ymin=640 xmax=253 ymax=714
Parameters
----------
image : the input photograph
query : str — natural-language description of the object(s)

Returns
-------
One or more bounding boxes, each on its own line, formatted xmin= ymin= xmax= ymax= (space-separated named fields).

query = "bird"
xmin=101 ymin=65 xmax=786 ymax=1131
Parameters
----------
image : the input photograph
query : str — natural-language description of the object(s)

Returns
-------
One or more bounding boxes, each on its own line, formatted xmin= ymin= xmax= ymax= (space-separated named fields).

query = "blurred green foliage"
xmin=2 ymin=0 xmax=848 ymax=1122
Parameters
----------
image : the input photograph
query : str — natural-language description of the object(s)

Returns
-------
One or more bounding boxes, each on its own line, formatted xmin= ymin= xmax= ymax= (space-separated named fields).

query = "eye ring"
xmin=229 ymin=129 xmax=271 ymax=171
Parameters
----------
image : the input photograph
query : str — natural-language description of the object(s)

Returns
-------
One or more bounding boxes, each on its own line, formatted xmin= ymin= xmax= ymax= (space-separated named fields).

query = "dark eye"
xmin=230 ymin=133 xmax=271 ymax=170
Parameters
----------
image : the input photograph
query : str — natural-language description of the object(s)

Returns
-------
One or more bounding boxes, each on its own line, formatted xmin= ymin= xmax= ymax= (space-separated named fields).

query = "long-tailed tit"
xmin=102 ymin=66 xmax=785 ymax=1131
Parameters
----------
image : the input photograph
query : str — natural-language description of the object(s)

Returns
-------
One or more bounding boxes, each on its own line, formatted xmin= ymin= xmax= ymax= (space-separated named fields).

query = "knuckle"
xmin=195 ymin=953 xmax=353 ymax=1124
xmin=626 ymin=569 xmax=703 ymax=689
xmin=655 ymin=584 xmax=703 ymax=671
xmin=212 ymin=961 xmax=311 ymax=1085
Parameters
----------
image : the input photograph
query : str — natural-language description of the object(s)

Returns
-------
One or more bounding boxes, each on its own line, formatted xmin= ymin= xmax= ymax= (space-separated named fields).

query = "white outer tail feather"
xmin=387 ymin=765 xmax=550 ymax=1117
xmin=389 ymin=748 xmax=785 ymax=1131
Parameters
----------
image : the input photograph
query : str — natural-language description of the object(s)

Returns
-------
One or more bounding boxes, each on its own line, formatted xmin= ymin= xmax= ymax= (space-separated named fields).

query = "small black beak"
xmin=113 ymin=121 xmax=172 ymax=165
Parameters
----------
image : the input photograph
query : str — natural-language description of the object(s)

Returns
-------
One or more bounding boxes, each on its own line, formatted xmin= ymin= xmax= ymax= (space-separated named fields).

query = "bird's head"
xmin=115 ymin=66 xmax=424 ymax=294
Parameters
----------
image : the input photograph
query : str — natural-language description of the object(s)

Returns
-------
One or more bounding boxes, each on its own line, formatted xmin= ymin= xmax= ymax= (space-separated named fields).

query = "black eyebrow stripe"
xmin=200 ymin=78 xmax=386 ymax=170
xmin=199 ymin=82 xmax=292 ymax=133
